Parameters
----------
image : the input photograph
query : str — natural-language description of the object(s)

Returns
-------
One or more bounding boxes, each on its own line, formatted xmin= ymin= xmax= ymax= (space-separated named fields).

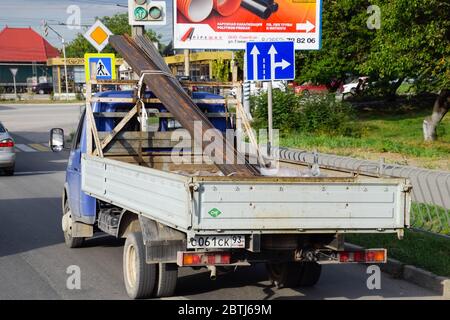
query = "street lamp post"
xmin=43 ymin=23 xmax=70 ymax=101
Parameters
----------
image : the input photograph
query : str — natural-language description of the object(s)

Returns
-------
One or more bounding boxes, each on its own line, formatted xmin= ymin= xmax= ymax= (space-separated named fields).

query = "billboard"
xmin=173 ymin=0 xmax=322 ymax=50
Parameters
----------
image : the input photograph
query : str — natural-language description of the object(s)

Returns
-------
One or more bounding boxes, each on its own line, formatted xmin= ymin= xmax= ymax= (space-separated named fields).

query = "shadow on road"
xmin=175 ymin=263 xmax=439 ymax=300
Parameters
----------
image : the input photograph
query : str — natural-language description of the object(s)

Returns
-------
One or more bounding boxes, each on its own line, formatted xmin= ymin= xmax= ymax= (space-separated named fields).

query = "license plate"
xmin=188 ymin=235 xmax=245 ymax=249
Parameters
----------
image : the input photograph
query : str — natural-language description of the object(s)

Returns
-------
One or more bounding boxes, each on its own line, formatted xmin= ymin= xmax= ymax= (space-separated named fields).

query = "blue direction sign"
xmin=245 ymin=41 xmax=295 ymax=81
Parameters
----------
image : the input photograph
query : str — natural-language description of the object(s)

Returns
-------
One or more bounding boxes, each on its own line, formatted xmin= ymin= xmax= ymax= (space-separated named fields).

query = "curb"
xmin=345 ymin=243 xmax=449 ymax=298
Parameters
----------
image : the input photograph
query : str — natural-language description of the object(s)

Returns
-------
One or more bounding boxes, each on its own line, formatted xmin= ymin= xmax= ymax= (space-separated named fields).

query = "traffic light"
xmin=128 ymin=0 xmax=167 ymax=26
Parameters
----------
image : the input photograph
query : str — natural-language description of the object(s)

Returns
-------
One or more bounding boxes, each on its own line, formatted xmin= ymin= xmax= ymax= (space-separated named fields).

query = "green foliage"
xmin=296 ymin=0 xmax=449 ymax=95
xmin=211 ymin=58 xmax=230 ymax=81
xmin=296 ymin=0 xmax=375 ymax=84
xmin=65 ymin=13 xmax=161 ymax=57
xmin=280 ymin=99 xmax=450 ymax=169
xmin=346 ymin=229 xmax=450 ymax=277
xmin=251 ymin=89 xmax=360 ymax=136
xmin=360 ymin=0 xmax=450 ymax=93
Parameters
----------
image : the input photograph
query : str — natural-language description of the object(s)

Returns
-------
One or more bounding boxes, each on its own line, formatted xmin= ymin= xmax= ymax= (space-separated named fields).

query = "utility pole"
xmin=184 ymin=49 xmax=190 ymax=78
xmin=267 ymin=80 xmax=273 ymax=157
xmin=43 ymin=22 xmax=69 ymax=101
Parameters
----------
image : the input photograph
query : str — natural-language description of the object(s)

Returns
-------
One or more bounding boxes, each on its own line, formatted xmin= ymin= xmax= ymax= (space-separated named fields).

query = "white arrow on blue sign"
xmin=245 ymin=41 xmax=295 ymax=81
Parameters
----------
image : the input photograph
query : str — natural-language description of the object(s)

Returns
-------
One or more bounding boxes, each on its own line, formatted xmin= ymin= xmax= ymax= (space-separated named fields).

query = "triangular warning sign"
xmin=96 ymin=59 xmax=110 ymax=77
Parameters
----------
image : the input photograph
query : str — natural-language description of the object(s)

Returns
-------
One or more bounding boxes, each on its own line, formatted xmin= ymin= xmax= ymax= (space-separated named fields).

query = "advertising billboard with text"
xmin=173 ymin=0 xmax=322 ymax=50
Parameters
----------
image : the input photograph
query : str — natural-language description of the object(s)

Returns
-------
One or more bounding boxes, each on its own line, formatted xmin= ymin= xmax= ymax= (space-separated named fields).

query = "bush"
xmin=251 ymin=89 xmax=360 ymax=137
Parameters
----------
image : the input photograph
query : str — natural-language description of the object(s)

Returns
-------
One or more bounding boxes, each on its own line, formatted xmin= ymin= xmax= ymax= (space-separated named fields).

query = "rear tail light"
xmin=338 ymin=249 xmax=386 ymax=263
xmin=178 ymin=252 xmax=231 ymax=266
xmin=0 ymin=139 xmax=14 ymax=148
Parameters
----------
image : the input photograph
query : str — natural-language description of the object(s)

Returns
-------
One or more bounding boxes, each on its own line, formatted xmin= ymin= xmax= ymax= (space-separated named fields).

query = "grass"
xmin=411 ymin=203 xmax=450 ymax=235
xmin=280 ymin=99 xmax=450 ymax=170
xmin=346 ymin=229 xmax=450 ymax=277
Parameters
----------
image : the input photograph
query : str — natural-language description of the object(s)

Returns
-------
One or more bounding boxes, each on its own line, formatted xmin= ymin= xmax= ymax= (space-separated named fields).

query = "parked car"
xmin=291 ymin=79 xmax=344 ymax=96
xmin=32 ymin=82 xmax=53 ymax=95
xmin=340 ymin=76 xmax=369 ymax=96
xmin=0 ymin=121 xmax=15 ymax=175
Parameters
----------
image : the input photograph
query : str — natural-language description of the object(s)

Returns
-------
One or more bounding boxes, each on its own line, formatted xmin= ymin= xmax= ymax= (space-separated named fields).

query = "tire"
xmin=297 ymin=262 xmax=322 ymax=287
xmin=4 ymin=166 xmax=14 ymax=176
xmin=266 ymin=261 xmax=322 ymax=288
xmin=153 ymin=263 xmax=178 ymax=298
xmin=123 ymin=232 xmax=156 ymax=299
xmin=266 ymin=262 xmax=301 ymax=288
xmin=39 ymin=89 xmax=44 ymax=95
xmin=63 ymin=201 xmax=84 ymax=248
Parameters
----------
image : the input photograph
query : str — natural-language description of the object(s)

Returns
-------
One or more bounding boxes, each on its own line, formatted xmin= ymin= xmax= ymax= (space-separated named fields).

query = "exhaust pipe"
xmin=207 ymin=265 xmax=217 ymax=280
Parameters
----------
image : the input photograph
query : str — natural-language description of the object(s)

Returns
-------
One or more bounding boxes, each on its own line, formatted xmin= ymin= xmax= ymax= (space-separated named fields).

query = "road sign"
xmin=245 ymin=41 xmax=295 ymax=81
xmin=128 ymin=0 xmax=167 ymax=26
xmin=84 ymin=53 xmax=116 ymax=82
xmin=83 ymin=20 xmax=113 ymax=52
xmin=9 ymin=68 xmax=18 ymax=77
xmin=174 ymin=0 xmax=322 ymax=50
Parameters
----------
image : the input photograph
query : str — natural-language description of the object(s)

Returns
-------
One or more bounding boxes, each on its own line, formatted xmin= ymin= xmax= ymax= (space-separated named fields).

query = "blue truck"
xmin=50 ymin=89 xmax=411 ymax=299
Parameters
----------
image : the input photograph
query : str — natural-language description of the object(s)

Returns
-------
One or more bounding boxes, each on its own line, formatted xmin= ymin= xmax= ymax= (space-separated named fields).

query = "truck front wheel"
xmin=123 ymin=232 xmax=156 ymax=299
xmin=266 ymin=261 xmax=322 ymax=288
xmin=62 ymin=201 xmax=84 ymax=248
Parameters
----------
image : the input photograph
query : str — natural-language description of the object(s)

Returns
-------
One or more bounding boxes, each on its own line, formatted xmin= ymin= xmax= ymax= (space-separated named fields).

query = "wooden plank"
xmin=90 ymin=97 xmax=235 ymax=105
xmin=98 ymin=130 xmax=191 ymax=140
xmin=94 ymin=112 xmax=231 ymax=118
xmin=95 ymin=105 xmax=138 ymax=156
xmin=86 ymin=102 xmax=103 ymax=157
xmin=109 ymin=35 xmax=258 ymax=177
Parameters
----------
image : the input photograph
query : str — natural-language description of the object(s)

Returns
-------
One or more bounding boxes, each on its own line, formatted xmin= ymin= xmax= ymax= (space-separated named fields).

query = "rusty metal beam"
xmin=109 ymin=35 xmax=258 ymax=176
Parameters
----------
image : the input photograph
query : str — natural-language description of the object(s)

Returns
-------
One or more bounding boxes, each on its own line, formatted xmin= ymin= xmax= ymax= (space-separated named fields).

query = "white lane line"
xmin=15 ymin=144 xmax=37 ymax=152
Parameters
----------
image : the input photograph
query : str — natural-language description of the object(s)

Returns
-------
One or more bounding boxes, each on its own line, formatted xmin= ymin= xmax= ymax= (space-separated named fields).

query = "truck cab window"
xmin=72 ymin=111 xmax=86 ymax=150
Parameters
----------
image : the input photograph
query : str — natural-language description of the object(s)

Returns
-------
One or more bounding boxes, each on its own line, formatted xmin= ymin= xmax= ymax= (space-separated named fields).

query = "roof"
xmin=0 ymin=27 xmax=60 ymax=62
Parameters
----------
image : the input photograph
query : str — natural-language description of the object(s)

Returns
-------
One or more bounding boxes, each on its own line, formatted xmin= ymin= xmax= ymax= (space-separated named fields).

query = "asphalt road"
xmin=0 ymin=103 xmax=444 ymax=300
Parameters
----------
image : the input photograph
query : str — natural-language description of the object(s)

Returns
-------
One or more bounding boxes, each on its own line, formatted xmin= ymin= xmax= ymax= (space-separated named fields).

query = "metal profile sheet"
xmin=193 ymin=179 xmax=409 ymax=231
xmin=82 ymin=155 xmax=192 ymax=230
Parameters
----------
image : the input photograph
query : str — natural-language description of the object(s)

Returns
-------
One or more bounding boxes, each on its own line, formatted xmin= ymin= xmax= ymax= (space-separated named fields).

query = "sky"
xmin=0 ymin=0 xmax=173 ymax=48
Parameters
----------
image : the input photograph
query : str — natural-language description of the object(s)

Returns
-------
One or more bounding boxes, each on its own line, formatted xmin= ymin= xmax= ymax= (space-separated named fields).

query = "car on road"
xmin=0 ymin=121 xmax=15 ymax=175
xmin=32 ymin=82 xmax=53 ymax=95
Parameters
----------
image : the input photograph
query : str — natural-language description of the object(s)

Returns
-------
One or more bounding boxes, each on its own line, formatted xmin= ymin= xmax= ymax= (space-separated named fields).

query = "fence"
xmin=276 ymin=147 xmax=450 ymax=236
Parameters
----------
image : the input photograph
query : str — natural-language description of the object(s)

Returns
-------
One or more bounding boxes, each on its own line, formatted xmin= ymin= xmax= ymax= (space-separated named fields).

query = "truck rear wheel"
xmin=297 ymin=262 xmax=322 ymax=286
xmin=266 ymin=261 xmax=321 ymax=288
xmin=154 ymin=263 xmax=178 ymax=297
xmin=123 ymin=232 xmax=156 ymax=299
xmin=62 ymin=201 xmax=84 ymax=248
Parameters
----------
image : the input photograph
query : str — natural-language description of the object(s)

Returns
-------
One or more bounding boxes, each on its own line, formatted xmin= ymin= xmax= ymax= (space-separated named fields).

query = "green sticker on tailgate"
xmin=208 ymin=208 xmax=222 ymax=218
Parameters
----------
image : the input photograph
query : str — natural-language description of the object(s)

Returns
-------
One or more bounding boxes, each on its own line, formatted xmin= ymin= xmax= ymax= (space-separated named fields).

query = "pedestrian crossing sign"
xmin=84 ymin=53 xmax=116 ymax=82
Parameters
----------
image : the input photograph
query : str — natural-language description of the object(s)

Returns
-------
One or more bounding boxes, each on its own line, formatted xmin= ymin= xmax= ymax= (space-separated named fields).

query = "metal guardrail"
xmin=276 ymin=147 xmax=450 ymax=236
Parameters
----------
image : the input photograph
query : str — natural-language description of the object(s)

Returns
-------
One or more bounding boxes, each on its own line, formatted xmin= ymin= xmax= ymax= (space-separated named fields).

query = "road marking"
xmin=29 ymin=143 xmax=49 ymax=152
xmin=15 ymin=144 xmax=37 ymax=152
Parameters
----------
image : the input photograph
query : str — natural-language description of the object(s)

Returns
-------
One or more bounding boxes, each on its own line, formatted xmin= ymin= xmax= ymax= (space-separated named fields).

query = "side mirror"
xmin=49 ymin=128 xmax=65 ymax=152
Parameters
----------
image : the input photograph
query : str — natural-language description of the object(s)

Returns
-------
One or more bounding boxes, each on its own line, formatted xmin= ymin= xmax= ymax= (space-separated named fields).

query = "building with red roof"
xmin=0 ymin=27 xmax=60 ymax=93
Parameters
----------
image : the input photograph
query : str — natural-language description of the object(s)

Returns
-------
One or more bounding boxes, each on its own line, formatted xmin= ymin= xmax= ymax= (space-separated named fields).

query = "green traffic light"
xmin=149 ymin=6 xmax=162 ymax=20
xmin=134 ymin=6 xmax=148 ymax=20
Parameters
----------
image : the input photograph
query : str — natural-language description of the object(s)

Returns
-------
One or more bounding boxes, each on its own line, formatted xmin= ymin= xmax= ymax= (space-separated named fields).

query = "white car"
xmin=341 ymin=76 xmax=369 ymax=95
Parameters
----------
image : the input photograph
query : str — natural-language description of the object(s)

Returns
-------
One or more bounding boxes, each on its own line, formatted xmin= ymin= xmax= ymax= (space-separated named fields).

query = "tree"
xmin=295 ymin=0 xmax=449 ymax=140
xmin=65 ymin=13 xmax=162 ymax=57
xmin=296 ymin=0 xmax=376 ymax=84
xmin=360 ymin=0 xmax=450 ymax=140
